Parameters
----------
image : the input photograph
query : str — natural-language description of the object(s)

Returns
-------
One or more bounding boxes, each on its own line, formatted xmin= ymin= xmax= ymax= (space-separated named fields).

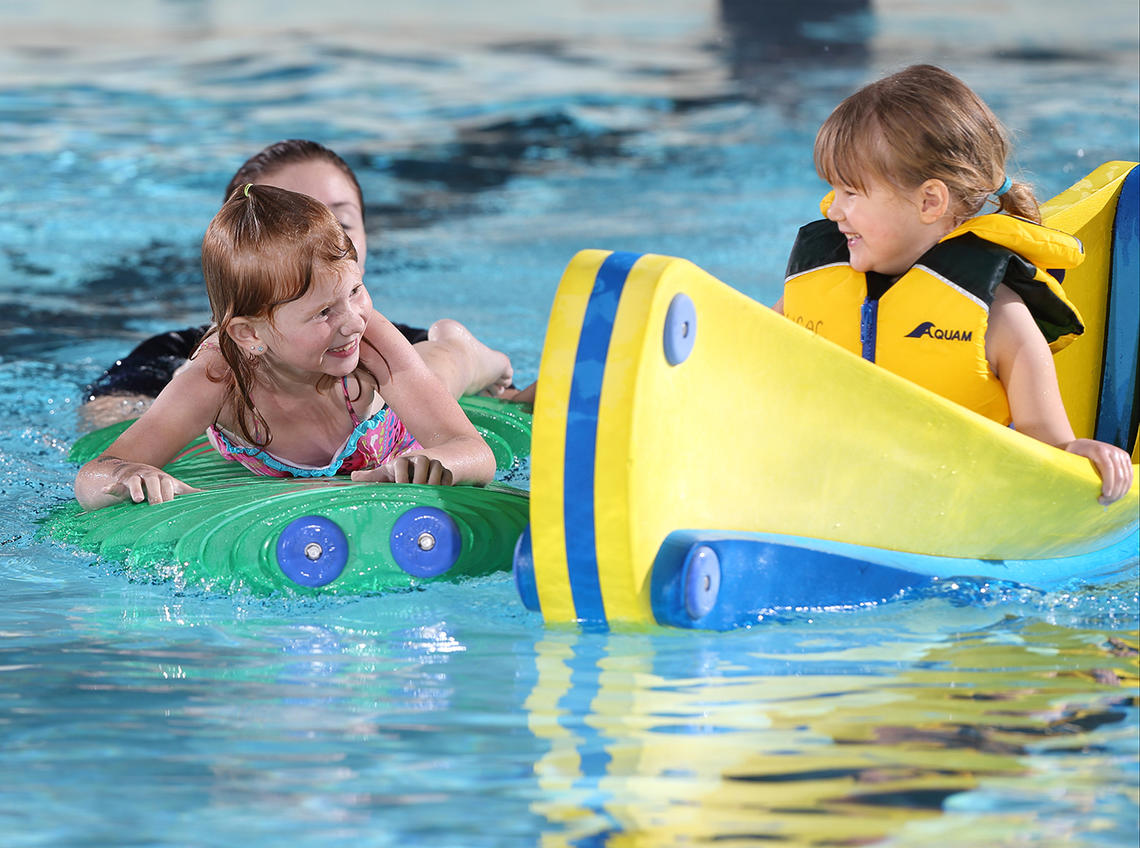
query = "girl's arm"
xmin=986 ymin=284 xmax=1133 ymax=504
xmin=352 ymin=313 xmax=495 ymax=486
xmin=74 ymin=358 xmax=223 ymax=510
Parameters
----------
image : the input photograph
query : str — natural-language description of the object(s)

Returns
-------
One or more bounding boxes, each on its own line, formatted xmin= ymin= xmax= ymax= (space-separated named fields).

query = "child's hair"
xmin=813 ymin=64 xmax=1040 ymax=223
xmin=200 ymin=183 xmax=367 ymax=446
xmin=223 ymin=139 xmax=366 ymax=224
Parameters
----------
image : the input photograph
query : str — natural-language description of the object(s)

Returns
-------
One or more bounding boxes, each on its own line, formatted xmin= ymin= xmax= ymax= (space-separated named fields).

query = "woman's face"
xmin=259 ymin=160 xmax=367 ymax=270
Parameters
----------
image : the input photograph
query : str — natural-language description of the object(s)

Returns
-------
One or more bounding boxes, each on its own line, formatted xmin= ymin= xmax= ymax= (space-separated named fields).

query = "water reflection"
xmin=1 ymin=563 xmax=1134 ymax=846
xmin=523 ymin=615 xmax=1138 ymax=845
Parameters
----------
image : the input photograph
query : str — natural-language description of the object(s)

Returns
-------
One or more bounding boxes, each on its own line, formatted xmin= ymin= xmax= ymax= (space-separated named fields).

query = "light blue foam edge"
xmin=673 ymin=523 xmax=1140 ymax=590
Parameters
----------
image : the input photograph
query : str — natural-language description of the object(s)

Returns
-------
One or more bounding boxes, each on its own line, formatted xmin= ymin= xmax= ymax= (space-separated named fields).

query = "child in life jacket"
xmin=773 ymin=64 xmax=1132 ymax=505
xmin=75 ymin=184 xmax=507 ymax=510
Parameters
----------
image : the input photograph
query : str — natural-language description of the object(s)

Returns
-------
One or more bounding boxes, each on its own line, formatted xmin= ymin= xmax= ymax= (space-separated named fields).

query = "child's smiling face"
xmin=258 ymin=260 xmax=373 ymax=381
xmin=825 ymin=177 xmax=938 ymax=278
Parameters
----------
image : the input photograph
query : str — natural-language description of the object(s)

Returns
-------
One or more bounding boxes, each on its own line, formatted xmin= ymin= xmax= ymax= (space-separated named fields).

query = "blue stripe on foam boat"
xmin=1096 ymin=164 xmax=1140 ymax=452
xmin=563 ymin=251 xmax=640 ymax=626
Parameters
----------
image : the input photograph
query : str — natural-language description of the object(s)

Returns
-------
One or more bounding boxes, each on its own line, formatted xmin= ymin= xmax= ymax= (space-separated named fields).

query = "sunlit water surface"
xmin=1 ymin=1 xmax=1137 ymax=846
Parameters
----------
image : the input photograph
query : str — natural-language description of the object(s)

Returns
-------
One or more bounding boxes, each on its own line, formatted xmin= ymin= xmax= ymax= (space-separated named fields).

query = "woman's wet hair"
xmin=224 ymin=139 xmax=366 ymax=223
xmin=813 ymin=64 xmax=1040 ymax=223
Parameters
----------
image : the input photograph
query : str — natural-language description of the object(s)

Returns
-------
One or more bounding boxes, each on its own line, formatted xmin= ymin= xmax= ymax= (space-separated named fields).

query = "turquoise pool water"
xmin=2 ymin=1 xmax=1138 ymax=845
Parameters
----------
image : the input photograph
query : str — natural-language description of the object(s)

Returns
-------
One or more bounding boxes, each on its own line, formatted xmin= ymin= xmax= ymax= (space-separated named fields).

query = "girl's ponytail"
xmin=992 ymin=177 xmax=1041 ymax=223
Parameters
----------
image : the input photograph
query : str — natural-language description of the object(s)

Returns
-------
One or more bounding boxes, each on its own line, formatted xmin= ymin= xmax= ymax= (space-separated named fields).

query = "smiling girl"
xmin=81 ymin=139 xmax=516 ymax=430
xmin=75 ymin=184 xmax=502 ymax=510
xmin=773 ymin=64 xmax=1131 ymax=504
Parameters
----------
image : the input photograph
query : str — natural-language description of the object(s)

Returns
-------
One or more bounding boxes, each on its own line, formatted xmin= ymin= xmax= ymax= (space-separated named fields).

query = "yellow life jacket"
xmin=783 ymin=207 xmax=1085 ymax=424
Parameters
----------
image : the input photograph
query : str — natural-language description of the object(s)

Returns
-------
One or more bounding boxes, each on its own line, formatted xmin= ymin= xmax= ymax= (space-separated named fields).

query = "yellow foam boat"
xmin=513 ymin=162 xmax=1139 ymax=630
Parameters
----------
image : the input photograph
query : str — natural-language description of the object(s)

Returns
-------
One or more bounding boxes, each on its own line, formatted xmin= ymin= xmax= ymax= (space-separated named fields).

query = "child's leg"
xmin=414 ymin=319 xmax=514 ymax=398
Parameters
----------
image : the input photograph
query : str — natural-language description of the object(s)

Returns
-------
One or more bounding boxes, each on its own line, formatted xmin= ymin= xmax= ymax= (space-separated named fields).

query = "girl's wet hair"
xmin=224 ymin=139 xmax=366 ymax=223
xmin=813 ymin=64 xmax=1040 ymax=223
xmin=200 ymin=184 xmax=364 ymax=446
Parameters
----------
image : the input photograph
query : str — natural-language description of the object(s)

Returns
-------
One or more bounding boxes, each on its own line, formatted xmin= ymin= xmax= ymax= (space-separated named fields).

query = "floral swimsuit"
xmin=207 ymin=377 xmax=420 ymax=478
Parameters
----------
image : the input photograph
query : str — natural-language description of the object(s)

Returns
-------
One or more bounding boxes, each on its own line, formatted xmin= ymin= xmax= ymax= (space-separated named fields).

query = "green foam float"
xmin=45 ymin=396 xmax=532 ymax=596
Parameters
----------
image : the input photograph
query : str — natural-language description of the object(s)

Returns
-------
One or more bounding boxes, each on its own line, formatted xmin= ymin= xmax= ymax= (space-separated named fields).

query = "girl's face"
xmin=259 ymin=160 xmax=367 ymax=270
xmin=825 ymin=176 xmax=934 ymax=277
xmin=256 ymin=260 xmax=373 ymax=382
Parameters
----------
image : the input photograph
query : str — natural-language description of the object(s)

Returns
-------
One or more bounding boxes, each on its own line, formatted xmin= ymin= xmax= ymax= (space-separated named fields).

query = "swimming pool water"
xmin=2 ymin=1 xmax=1138 ymax=845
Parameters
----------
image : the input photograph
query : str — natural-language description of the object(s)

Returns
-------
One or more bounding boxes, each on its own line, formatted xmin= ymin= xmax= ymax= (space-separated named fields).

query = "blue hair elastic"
xmin=994 ymin=175 xmax=1012 ymax=197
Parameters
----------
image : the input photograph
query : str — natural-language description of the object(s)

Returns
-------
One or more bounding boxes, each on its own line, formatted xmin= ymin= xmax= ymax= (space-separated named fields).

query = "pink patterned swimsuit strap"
xmin=340 ymin=375 xmax=363 ymax=426
xmin=205 ymin=376 xmax=420 ymax=477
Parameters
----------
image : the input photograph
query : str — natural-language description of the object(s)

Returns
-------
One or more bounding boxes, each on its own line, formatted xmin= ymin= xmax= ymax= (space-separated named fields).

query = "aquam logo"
xmin=904 ymin=321 xmax=973 ymax=342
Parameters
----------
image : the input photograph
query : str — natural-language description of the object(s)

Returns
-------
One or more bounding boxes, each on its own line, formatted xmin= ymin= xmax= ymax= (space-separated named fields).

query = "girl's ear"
xmin=917 ymin=179 xmax=951 ymax=223
xmin=226 ymin=317 xmax=263 ymax=351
